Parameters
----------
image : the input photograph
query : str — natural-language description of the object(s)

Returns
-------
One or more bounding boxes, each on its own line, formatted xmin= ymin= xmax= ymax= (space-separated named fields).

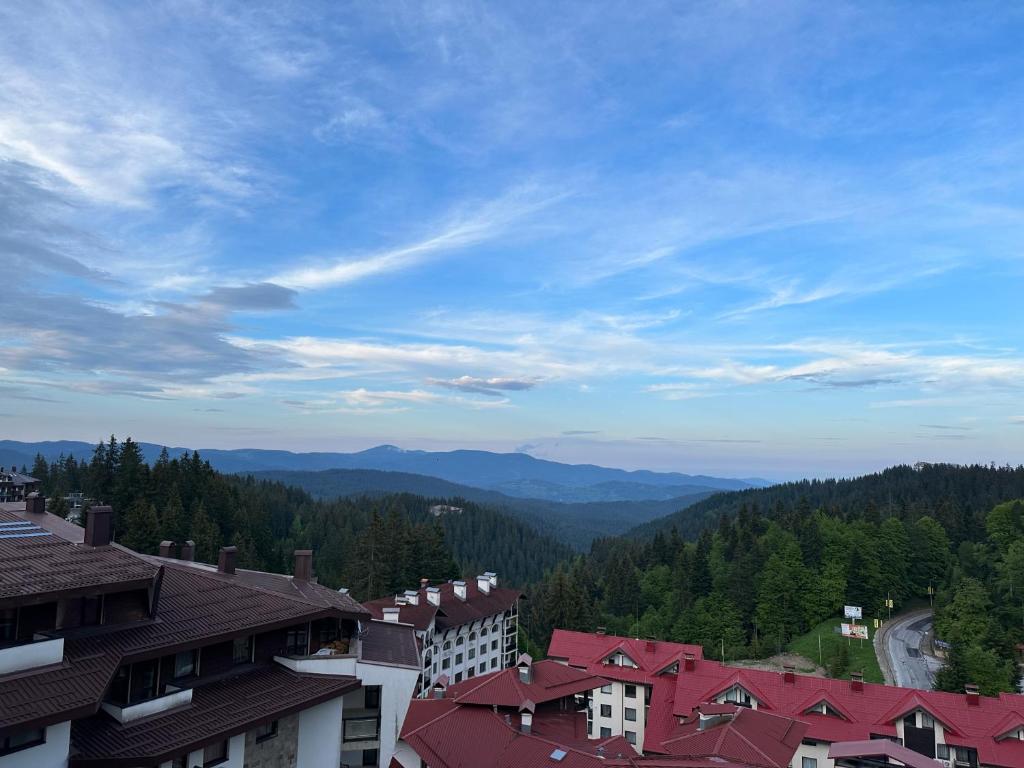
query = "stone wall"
xmin=243 ymin=712 xmax=299 ymax=768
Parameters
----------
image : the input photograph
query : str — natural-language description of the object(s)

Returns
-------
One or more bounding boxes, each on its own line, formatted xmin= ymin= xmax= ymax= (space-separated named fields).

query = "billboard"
xmin=843 ymin=605 xmax=862 ymax=619
xmin=841 ymin=623 xmax=869 ymax=640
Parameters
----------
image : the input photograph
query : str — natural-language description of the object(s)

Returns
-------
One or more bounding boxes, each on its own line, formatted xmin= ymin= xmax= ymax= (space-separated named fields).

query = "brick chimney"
xmin=159 ymin=540 xmax=176 ymax=558
xmin=850 ymin=670 xmax=864 ymax=692
xmin=453 ymin=580 xmax=467 ymax=601
xmin=84 ymin=506 xmax=113 ymax=547
xmin=180 ymin=540 xmax=195 ymax=562
xmin=25 ymin=492 xmax=45 ymax=515
xmin=783 ymin=665 xmax=795 ymax=684
xmin=218 ymin=546 xmax=237 ymax=574
xmin=426 ymin=586 xmax=440 ymax=606
xmin=476 ymin=574 xmax=491 ymax=595
xmin=294 ymin=549 xmax=313 ymax=581
xmin=684 ymin=652 xmax=696 ymax=672
xmin=383 ymin=607 xmax=401 ymax=623
xmin=965 ymin=683 xmax=980 ymax=705
xmin=646 ymin=639 xmax=657 ymax=653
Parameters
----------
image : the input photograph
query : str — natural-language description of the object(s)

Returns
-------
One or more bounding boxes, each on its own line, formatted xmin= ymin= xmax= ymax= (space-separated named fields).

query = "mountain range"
xmin=0 ymin=440 xmax=766 ymax=504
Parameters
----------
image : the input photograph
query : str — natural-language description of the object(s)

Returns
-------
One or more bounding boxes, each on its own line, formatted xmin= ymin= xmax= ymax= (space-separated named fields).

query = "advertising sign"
xmin=841 ymin=623 xmax=869 ymax=640
xmin=843 ymin=605 xmax=862 ymax=619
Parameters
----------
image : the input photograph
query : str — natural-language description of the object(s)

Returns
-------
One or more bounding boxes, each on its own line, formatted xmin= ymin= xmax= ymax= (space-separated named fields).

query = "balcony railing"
xmin=0 ymin=636 xmax=64 ymax=676
xmin=343 ymin=715 xmax=380 ymax=743
xmin=101 ymin=685 xmax=192 ymax=723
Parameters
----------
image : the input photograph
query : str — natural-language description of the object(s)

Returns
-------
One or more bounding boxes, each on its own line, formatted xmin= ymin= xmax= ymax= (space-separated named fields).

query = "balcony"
xmin=100 ymin=685 xmax=192 ymax=723
xmin=274 ymin=635 xmax=360 ymax=677
xmin=0 ymin=636 xmax=63 ymax=676
xmin=343 ymin=713 xmax=380 ymax=745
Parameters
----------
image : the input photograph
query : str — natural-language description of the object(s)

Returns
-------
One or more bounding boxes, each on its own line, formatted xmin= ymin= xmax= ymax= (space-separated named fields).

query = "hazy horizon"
xmin=2 ymin=2 xmax=1022 ymax=477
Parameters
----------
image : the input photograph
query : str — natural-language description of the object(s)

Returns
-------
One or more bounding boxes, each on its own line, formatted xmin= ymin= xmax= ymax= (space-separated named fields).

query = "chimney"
xmin=453 ymin=580 xmax=467 ymax=600
xmin=25 ymin=492 xmax=45 ymax=515
xmin=596 ymin=626 xmax=606 ymax=635
xmin=965 ymin=683 xmax=980 ymax=705
xmin=477 ymin=575 xmax=491 ymax=595
xmin=520 ymin=711 xmax=533 ymax=734
xmin=383 ymin=607 xmax=401 ymax=623
xmin=84 ymin=506 xmax=113 ymax=547
xmin=783 ymin=665 xmax=795 ymax=684
xmin=159 ymin=540 xmax=176 ymax=558
xmin=684 ymin=652 xmax=696 ymax=672
xmin=433 ymin=676 xmax=448 ymax=699
xmin=850 ymin=670 xmax=864 ymax=692
xmin=484 ymin=571 xmax=497 ymax=588
xmin=294 ymin=549 xmax=313 ymax=581
xmin=517 ymin=653 xmax=533 ymax=684
xmin=646 ymin=639 xmax=656 ymax=654
xmin=404 ymin=590 xmax=420 ymax=606
xmin=218 ymin=546 xmax=237 ymax=575
xmin=180 ymin=540 xmax=195 ymax=562
xmin=426 ymin=586 xmax=441 ymax=606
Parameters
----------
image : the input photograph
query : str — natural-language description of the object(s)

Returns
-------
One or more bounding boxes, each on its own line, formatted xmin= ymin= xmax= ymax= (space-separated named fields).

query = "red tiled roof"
xmin=658 ymin=705 xmax=806 ymax=768
xmin=363 ymin=580 xmax=521 ymax=632
xmin=548 ymin=630 xmax=703 ymax=685
xmin=665 ymin=655 xmax=1024 ymax=768
xmin=827 ymin=738 xmax=944 ymax=768
xmin=447 ymin=659 xmax=608 ymax=709
xmin=69 ymin=664 xmax=359 ymax=766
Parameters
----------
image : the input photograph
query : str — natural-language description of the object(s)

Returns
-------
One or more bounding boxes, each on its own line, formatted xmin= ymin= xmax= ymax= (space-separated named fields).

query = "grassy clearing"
xmin=787 ymin=617 xmax=884 ymax=684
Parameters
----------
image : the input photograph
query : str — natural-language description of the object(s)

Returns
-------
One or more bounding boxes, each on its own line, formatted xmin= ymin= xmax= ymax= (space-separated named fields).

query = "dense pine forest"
xmin=28 ymin=436 xmax=572 ymax=597
xmin=525 ymin=464 xmax=1024 ymax=696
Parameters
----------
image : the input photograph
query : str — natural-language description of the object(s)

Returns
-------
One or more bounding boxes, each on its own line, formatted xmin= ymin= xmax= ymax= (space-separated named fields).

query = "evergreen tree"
xmin=119 ymin=501 xmax=161 ymax=554
xmin=190 ymin=502 xmax=221 ymax=564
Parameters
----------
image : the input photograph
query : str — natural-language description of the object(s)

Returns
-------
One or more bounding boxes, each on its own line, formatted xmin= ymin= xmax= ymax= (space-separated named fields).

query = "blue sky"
xmin=2 ymin=1 xmax=1023 ymax=479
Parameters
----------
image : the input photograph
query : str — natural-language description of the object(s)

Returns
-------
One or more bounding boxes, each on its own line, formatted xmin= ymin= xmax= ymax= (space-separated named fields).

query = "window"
xmin=600 ymin=727 xmax=611 ymax=738
xmin=491 ymin=639 xmax=498 ymax=651
xmin=625 ymin=707 xmax=637 ymax=722
xmin=364 ymin=686 xmax=381 ymax=709
xmin=203 ymin=739 xmax=228 ymax=767
xmin=468 ymin=667 xmax=476 ymax=677
xmin=455 ymin=653 xmax=463 ymax=665
xmin=920 ymin=712 xmax=935 ymax=729
xmin=455 ymin=671 xmax=463 ymax=682
xmin=129 ymin=658 xmax=159 ymax=703
xmin=625 ymin=730 xmax=636 ymax=745
xmin=0 ymin=727 xmax=45 ymax=756
xmin=937 ymin=745 xmax=950 ymax=760
xmin=469 ymin=647 xmax=476 ymax=659
xmin=285 ymin=628 xmax=307 ymax=656
xmin=173 ymin=649 xmax=197 ymax=679
xmin=481 ymin=627 xmax=488 ymax=637
xmin=801 ymin=758 xmax=817 ymax=768
xmin=442 ymin=657 xmax=450 ymax=669
xmin=600 ymin=684 xmax=612 ymax=694
xmin=233 ymin=635 xmax=254 ymax=664
xmin=600 ymin=704 xmax=612 ymax=718
xmin=490 ymin=658 xmax=497 ymax=669
xmin=479 ymin=645 xmax=486 ymax=655
xmin=0 ymin=607 xmax=15 ymax=643
xmin=254 ymin=720 xmax=278 ymax=743
xmin=479 ymin=663 xmax=486 ymax=673
xmin=456 ymin=636 xmax=465 ymax=647
xmin=362 ymin=749 xmax=379 ymax=766
xmin=344 ymin=716 xmax=380 ymax=742
xmin=625 ymin=684 xmax=637 ymax=698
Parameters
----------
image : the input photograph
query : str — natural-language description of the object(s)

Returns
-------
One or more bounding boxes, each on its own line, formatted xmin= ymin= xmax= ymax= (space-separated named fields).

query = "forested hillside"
xmin=29 ymin=437 xmax=572 ymax=597
xmin=250 ymin=467 xmax=713 ymax=548
xmin=526 ymin=463 xmax=1024 ymax=696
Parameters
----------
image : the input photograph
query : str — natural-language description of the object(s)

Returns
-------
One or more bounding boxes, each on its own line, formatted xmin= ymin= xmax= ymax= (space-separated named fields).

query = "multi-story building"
xmin=363 ymin=572 xmax=521 ymax=694
xmin=0 ymin=498 xmax=419 ymax=768
xmin=548 ymin=629 xmax=705 ymax=752
xmin=0 ymin=470 xmax=39 ymax=503
xmin=551 ymin=629 xmax=1024 ymax=768
xmin=395 ymin=653 xmax=809 ymax=768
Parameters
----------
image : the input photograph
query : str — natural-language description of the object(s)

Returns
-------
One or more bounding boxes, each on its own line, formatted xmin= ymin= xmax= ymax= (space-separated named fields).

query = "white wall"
xmin=185 ymin=733 xmax=245 ymax=768
xmin=296 ymin=696 xmax=344 ymax=768
xmin=355 ymin=660 xmax=419 ymax=767
xmin=392 ymin=739 xmax=422 ymax=768
xmin=590 ymin=682 xmax=645 ymax=752
xmin=791 ymin=738 xmax=831 ymax=768
xmin=0 ymin=721 xmax=70 ymax=768
xmin=0 ymin=637 xmax=64 ymax=676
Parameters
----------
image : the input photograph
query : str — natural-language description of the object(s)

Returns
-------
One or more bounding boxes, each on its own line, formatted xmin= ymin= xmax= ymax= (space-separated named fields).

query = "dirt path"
xmin=726 ymin=652 xmax=826 ymax=677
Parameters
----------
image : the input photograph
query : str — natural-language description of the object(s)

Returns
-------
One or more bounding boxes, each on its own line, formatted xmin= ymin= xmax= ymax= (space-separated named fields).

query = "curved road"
xmin=875 ymin=609 xmax=943 ymax=689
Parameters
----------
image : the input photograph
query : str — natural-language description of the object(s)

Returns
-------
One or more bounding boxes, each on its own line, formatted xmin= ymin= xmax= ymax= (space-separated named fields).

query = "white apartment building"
xmin=363 ymin=572 xmax=521 ymax=695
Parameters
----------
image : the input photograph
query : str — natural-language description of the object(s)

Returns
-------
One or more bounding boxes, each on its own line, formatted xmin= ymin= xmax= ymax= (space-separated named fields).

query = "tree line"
xmin=31 ymin=436 xmax=571 ymax=599
xmin=525 ymin=464 xmax=1024 ymax=696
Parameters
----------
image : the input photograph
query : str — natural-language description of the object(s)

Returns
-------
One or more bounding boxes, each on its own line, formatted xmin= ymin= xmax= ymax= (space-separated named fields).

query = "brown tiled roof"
xmin=69 ymin=664 xmax=359 ymax=766
xmin=0 ymin=562 xmax=364 ymax=734
xmin=359 ymin=619 xmax=420 ymax=668
xmin=363 ymin=581 xmax=521 ymax=631
xmin=446 ymin=659 xmax=608 ymax=709
xmin=0 ymin=509 xmax=158 ymax=604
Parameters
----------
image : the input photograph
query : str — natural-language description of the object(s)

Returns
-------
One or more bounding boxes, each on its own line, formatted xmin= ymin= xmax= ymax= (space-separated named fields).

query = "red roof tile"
xmin=363 ymin=580 xmax=520 ymax=632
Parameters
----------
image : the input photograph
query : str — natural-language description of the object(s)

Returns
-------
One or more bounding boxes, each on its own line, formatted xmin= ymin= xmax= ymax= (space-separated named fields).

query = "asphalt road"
xmin=879 ymin=610 xmax=943 ymax=689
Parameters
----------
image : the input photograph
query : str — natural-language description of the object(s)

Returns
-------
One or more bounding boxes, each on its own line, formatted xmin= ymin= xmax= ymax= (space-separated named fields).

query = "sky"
xmin=1 ymin=1 xmax=1023 ymax=480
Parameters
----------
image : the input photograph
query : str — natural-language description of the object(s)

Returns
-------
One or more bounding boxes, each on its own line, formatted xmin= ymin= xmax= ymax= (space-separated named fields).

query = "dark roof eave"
xmin=0 ymin=575 xmax=158 ymax=610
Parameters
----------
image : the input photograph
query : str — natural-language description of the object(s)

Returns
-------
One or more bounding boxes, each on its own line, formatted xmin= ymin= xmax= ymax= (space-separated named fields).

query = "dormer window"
xmin=722 ymin=685 xmax=753 ymax=707
xmin=808 ymin=701 xmax=841 ymax=718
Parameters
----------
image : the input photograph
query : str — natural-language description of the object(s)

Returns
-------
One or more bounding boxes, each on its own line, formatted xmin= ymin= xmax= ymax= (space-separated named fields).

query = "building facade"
xmin=363 ymin=572 xmax=521 ymax=695
xmin=0 ymin=470 xmax=39 ymax=503
xmin=0 ymin=500 xmax=419 ymax=768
